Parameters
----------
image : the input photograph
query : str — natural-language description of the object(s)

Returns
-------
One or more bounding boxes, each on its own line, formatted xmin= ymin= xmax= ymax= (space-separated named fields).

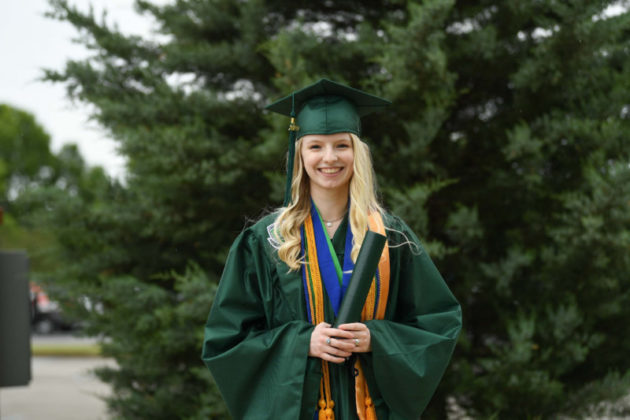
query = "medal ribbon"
xmin=310 ymin=200 xmax=354 ymax=315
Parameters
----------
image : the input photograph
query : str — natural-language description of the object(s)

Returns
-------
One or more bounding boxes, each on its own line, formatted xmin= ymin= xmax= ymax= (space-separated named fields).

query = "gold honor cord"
xmin=354 ymin=212 xmax=390 ymax=420
xmin=304 ymin=211 xmax=390 ymax=419
xmin=304 ymin=215 xmax=335 ymax=419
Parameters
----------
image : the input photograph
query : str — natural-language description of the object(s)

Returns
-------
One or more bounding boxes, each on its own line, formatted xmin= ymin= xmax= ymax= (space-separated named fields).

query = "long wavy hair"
xmin=272 ymin=133 xmax=383 ymax=271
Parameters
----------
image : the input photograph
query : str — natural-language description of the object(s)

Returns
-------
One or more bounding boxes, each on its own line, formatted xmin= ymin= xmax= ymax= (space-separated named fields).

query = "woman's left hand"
xmin=337 ymin=322 xmax=372 ymax=353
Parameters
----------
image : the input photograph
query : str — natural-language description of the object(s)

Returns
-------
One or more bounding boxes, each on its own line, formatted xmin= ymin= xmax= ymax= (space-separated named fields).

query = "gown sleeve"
xmin=363 ymin=217 xmax=462 ymax=419
xmin=201 ymin=229 xmax=319 ymax=420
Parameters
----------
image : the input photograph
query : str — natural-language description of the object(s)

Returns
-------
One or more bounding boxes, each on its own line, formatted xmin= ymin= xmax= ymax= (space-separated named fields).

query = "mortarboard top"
xmin=266 ymin=78 xmax=391 ymax=138
xmin=266 ymin=79 xmax=391 ymax=205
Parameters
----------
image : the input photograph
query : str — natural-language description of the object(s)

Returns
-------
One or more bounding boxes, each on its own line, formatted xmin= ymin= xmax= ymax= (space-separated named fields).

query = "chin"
xmin=317 ymin=180 xmax=351 ymax=191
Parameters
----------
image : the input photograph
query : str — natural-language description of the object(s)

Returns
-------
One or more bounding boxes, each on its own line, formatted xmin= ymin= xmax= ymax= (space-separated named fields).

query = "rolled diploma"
xmin=334 ymin=230 xmax=387 ymax=326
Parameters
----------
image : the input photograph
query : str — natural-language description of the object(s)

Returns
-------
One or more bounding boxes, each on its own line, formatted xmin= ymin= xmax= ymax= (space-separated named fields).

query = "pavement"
xmin=0 ymin=334 xmax=113 ymax=420
xmin=26 ymin=333 xmax=101 ymax=347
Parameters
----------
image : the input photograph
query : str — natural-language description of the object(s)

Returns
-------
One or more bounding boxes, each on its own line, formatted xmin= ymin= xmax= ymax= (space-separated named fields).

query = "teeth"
xmin=320 ymin=168 xmax=341 ymax=174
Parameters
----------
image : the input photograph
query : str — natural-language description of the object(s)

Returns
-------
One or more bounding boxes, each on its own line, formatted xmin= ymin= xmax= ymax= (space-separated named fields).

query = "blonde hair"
xmin=272 ymin=133 xmax=383 ymax=271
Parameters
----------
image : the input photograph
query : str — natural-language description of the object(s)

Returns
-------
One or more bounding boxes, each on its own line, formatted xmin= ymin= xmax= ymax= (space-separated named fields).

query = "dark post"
xmin=0 ymin=250 xmax=32 ymax=387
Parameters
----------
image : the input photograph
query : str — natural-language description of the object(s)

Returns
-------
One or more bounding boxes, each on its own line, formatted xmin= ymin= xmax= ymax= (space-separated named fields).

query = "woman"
xmin=202 ymin=79 xmax=462 ymax=419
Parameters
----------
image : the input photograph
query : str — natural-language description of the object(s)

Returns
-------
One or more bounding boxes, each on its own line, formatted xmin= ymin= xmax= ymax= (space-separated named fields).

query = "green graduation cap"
xmin=266 ymin=78 xmax=391 ymax=205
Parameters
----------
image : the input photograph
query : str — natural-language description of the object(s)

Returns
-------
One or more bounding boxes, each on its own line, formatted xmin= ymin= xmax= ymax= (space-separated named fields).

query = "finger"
xmin=324 ymin=328 xmax=354 ymax=339
xmin=324 ymin=336 xmax=336 ymax=348
xmin=317 ymin=339 xmax=352 ymax=359
xmin=327 ymin=347 xmax=352 ymax=358
xmin=315 ymin=322 xmax=331 ymax=330
xmin=326 ymin=336 xmax=355 ymax=352
xmin=338 ymin=323 xmax=366 ymax=331
xmin=342 ymin=339 xmax=362 ymax=351
xmin=337 ymin=336 xmax=368 ymax=351
xmin=329 ymin=340 xmax=355 ymax=352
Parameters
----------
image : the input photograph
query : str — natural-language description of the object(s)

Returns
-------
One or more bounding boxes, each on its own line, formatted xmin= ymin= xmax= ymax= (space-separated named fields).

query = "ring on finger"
xmin=354 ymin=338 xmax=359 ymax=347
xmin=326 ymin=337 xmax=331 ymax=345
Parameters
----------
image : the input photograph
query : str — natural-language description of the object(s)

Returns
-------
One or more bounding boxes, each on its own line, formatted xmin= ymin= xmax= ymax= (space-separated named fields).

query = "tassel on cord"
xmin=323 ymin=361 xmax=335 ymax=420
xmin=308 ymin=205 xmax=391 ymax=419
xmin=305 ymin=217 xmax=335 ymax=419
xmin=318 ymin=398 xmax=327 ymax=420
xmin=319 ymin=374 xmax=335 ymax=420
xmin=325 ymin=404 xmax=335 ymax=420
xmin=284 ymin=93 xmax=299 ymax=206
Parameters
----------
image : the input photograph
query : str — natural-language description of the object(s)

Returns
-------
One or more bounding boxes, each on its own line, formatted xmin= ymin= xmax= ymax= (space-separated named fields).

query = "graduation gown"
xmin=202 ymin=212 xmax=462 ymax=420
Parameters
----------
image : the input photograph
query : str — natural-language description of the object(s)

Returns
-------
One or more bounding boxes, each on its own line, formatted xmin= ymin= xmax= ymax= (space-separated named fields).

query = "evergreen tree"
xmin=439 ymin=2 xmax=630 ymax=418
xmin=42 ymin=0 xmax=630 ymax=418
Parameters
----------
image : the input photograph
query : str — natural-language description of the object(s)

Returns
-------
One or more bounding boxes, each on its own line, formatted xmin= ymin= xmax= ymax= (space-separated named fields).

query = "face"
xmin=300 ymin=132 xmax=354 ymax=194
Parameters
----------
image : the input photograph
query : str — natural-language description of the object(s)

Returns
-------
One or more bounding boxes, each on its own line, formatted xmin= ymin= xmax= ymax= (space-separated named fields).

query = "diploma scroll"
xmin=334 ymin=230 xmax=387 ymax=326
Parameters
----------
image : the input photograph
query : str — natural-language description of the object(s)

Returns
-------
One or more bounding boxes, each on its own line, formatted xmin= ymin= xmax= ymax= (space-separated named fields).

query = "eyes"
xmin=307 ymin=143 xmax=351 ymax=150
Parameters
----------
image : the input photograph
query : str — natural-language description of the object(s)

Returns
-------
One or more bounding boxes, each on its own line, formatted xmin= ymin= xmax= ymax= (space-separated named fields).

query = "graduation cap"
xmin=266 ymin=78 xmax=391 ymax=205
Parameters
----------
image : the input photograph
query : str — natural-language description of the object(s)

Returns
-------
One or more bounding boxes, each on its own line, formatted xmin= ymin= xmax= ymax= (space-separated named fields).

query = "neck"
xmin=310 ymin=184 xmax=349 ymax=222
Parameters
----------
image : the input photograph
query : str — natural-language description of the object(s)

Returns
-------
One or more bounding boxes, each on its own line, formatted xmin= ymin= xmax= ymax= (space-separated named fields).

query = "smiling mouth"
xmin=319 ymin=167 xmax=343 ymax=174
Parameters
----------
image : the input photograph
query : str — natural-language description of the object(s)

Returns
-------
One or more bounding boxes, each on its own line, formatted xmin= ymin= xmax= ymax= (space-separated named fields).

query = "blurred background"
xmin=1 ymin=0 xmax=629 ymax=419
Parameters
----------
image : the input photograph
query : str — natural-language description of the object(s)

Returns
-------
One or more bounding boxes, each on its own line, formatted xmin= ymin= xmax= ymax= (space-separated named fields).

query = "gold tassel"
xmin=318 ymin=394 xmax=335 ymax=420
xmin=325 ymin=400 xmax=335 ymax=420
xmin=288 ymin=117 xmax=300 ymax=131
xmin=322 ymin=362 xmax=335 ymax=420
xmin=308 ymin=218 xmax=335 ymax=419
xmin=318 ymin=398 xmax=327 ymax=420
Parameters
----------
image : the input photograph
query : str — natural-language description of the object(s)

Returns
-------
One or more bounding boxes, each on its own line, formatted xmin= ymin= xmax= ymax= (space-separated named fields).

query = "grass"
xmin=32 ymin=342 xmax=102 ymax=357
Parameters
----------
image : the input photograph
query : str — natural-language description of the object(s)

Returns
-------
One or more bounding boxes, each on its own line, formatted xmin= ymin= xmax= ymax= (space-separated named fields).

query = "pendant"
xmin=326 ymin=222 xmax=332 ymax=227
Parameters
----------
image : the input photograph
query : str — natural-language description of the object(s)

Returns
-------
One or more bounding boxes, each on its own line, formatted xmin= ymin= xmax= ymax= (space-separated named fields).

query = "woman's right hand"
xmin=309 ymin=322 xmax=355 ymax=364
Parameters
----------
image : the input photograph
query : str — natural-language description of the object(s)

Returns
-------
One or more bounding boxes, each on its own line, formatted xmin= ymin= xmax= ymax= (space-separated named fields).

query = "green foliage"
xmin=0 ymin=211 xmax=59 ymax=273
xmin=0 ymin=104 xmax=54 ymax=204
xmin=0 ymin=104 xmax=104 ymax=274
xmin=91 ymin=265 xmax=227 ymax=419
xmin=438 ymin=1 xmax=630 ymax=417
xmin=563 ymin=370 xmax=630 ymax=418
xmin=36 ymin=0 xmax=630 ymax=418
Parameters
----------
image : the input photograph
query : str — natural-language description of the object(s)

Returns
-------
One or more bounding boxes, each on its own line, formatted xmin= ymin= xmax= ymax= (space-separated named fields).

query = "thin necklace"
xmin=322 ymin=215 xmax=345 ymax=227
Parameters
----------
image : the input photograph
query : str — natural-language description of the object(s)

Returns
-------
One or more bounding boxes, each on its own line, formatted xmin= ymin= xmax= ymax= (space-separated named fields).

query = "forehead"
xmin=301 ymin=132 xmax=352 ymax=143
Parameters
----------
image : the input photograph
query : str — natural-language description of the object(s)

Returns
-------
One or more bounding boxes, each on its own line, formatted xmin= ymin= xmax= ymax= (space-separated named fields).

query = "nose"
xmin=323 ymin=145 xmax=338 ymax=162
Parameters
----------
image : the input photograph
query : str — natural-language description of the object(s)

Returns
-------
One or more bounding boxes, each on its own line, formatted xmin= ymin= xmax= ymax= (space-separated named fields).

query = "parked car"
xmin=29 ymin=283 xmax=75 ymax=334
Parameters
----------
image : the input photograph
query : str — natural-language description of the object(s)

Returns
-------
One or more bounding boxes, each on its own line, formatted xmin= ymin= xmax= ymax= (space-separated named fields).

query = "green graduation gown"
xmin=202 ymin=212 xmax=462 ymax=420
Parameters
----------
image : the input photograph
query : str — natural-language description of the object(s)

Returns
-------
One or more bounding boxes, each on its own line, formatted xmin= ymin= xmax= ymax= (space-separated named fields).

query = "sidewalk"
xmin=0 ymin=335 xmax=113 ymax=420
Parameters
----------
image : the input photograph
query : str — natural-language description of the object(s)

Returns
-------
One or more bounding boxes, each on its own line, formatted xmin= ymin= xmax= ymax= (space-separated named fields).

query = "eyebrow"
xmin=305 ymin=135 xmax=351 ymax=142
xmin=302 ymin=135 xmax=352 ymax=148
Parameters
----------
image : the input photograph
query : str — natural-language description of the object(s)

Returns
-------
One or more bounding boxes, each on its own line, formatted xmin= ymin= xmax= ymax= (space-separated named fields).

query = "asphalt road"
xmin=0 ymin=335 xmax=113 ymax=420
